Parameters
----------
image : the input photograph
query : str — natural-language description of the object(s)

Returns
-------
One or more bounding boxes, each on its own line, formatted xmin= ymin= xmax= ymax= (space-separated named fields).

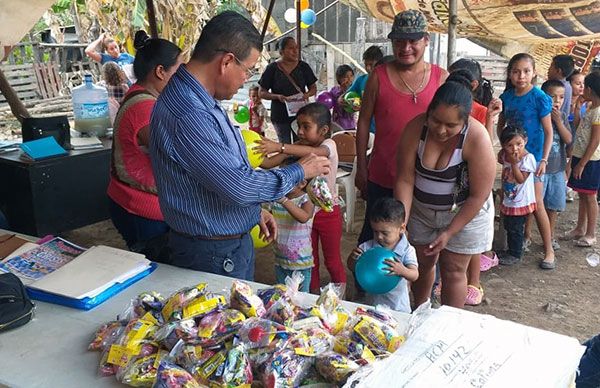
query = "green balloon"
xmin=235 ymin=106 xmax=250 ymax=123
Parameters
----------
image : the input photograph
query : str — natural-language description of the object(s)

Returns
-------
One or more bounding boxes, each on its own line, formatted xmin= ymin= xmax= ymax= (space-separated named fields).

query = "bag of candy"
xmin=197 ymin=309 xmax=246 ymax=342
xmin=312 ymin=284 xmax=350 ymax=334
xmin=153 ymin=318 xmax=198 ymax=350
xmin=264 ymin=296 xmax=296 ymax=327
xmin=257 ymin=284 xmax=287 ymax=311
xmin=153 ymin=360 xmax=203 ymax=388
xmin=230 ymin=280 xmax=266 ymax=318
xmin=350 ymin=315 xmax=404 ymax=355
xmin=89 ymin=320 xmax=127 ymax=351
xmin=307 ymin=176 xmax=334 ymax=212
xmin=289 ymin=327 xmax=333 ymax=357
xmin=260 ymin=348 xmax=312 ymax=388
xmin=119 ymin=351 xmax=165 ymax=387
xmin=315 ymin=351 xmax=360 ymax=384
xmin=332 ymin=336 xmax=376 ymax=365
xmin=121 ymin=291 xmax=165 ymax=323
xmin=216 ymin=344 xmax=253 ymax=387
xmin=161 ymin=283 xmax=208 ymax=322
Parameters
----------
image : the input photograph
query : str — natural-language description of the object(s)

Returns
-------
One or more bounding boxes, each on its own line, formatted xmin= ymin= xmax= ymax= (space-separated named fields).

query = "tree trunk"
xmin=0 ymin=67 xmax=30 ymax=123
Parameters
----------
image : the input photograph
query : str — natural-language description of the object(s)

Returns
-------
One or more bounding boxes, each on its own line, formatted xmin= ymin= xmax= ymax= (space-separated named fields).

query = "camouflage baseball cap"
xmin=387 ymin=9 xmax=428 ymax=40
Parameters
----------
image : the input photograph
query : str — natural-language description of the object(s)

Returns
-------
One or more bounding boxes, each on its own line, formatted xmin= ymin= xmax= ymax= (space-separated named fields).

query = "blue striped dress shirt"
xmin=149 ymin=66 xmax=304 ymax=237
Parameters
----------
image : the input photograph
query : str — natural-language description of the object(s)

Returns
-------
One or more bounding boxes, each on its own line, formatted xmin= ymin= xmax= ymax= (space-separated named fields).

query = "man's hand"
xmin=298 ymin=154 xmax=330 ymax=180
xmin=258 ymin=209 xmax=277 ymax=243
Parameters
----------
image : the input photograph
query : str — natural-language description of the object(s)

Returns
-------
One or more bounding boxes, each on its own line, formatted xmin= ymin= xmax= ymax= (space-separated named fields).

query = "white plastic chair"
xmin=333 ymin=131 xmax=374 ymax=232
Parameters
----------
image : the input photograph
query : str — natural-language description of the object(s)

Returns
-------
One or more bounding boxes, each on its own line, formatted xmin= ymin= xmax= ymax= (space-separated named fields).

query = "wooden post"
xmin=447 ymin=0 xmax=457 ymax=67
xmin=145 ymin=0 xmax=159 ymax=39
xmin=296 ymin=0 xmax=301 ymax=59
xmin=261 ymin=0 xmax=277 ymax=40
xmin=0 ymin=67 xmax=30 ymax=123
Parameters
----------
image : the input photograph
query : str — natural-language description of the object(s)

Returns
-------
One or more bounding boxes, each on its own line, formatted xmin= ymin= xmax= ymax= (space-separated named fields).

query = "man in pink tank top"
xmin=354 ymin=9 xmax=448 ymax=246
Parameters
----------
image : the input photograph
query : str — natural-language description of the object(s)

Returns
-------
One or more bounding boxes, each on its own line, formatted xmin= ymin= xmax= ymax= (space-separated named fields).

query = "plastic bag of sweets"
xmin=311 ymin=284 xmax=350 ymax=335
xmin=161 ymin=283 xmax=208 ymax=322
xmin=197 ymin=309 xmax=246 ymax=342
xmin=264 ymin=297 xmax=296 ymax=327
xmin=121 ymin=292 xmax=165 ymax=323
xmin=230 ymin=280 xmax=266 ymax=318
xmin=153 ymin=318 xmax=198 ymax=350
xmin=332 ymin=336 xmax=376 ymax=365
xmin=89 ymin=320 xmax=127 ymax=351
xmin=353 ymin=305 xmax=399 ymax=329
xmin=260 ymin=348 xmax=312 ymax=388
xmin=153 ymin=360 xmax=203 ymax=388
xmin=315 ymin=351 xmax=360 ymax=384
xmin=235 ymin=317 xmax=293 ymax=350
xmin=257 ymin=284 xmax=288 ymax=311
xmin=307 ymin=176 xmax=334 ymax=212
xmin=180 ymin=292 xmax=228 ymax=321
xmin=214 ymin=344 xmax=253 ymax=387
xmin=119 ymin=351 xmax=166 ymax=387
xmin=289 ymin=327 xmax=333 ymax=357
xmin=350 ymin=315 xmax=404 ymax=355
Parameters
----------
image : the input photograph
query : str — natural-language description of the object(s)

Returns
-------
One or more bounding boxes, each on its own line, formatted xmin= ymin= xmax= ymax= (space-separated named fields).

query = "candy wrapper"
xmin=261 ymin=348 xmax=312 ymax=388
xmin=153 ymin=360 xmax=202 ymax=388
xmin=89 ymin=320 xmax=127 ymax=351
xmin=161 ymin=283 xmax=207 ymax=322
xmin=230 ymin=280 xmax=266 ymax=318
xmin=350 ymin=315 xmax=404 ymax=355
xmin=315 ymin=351 xmax=360 ymax=384
xmin=307 ymin=176 xmax=334 ymax=212
xmin=121 ymin=292 xmax=165 ymax=323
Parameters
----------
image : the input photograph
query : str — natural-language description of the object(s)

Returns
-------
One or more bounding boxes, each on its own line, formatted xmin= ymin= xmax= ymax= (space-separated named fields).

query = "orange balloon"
xmin=300 ymin=0 xmax=310 ymax=11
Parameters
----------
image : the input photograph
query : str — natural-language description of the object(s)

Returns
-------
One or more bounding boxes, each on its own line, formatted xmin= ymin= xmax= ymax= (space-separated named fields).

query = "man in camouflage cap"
xmin=354 ymin=9 xmax=448 ymax=249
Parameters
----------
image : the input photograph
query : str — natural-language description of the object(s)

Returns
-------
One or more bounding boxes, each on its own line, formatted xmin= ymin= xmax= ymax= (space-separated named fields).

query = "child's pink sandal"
xmin=465 ymin=285 xmax=484 ymax=306
xmin=479 ymin=252 xmax=499 ymax=272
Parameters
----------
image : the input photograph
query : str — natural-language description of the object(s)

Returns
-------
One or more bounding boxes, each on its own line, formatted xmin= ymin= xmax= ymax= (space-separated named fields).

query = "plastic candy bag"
xmin=153 ymin=360 xmax=202 ymax=388
xmin=230 ymin=280 xmax=266 ymax=318
xmin=161 ymin=283 xmax=207 ymax=322
xmin=261 ymin=348 xmax=312 ymax=388
xmin=315 ymin=351 xmax=360 ymax=384
xmin=89 ymin=320 xmax=127 ymax=351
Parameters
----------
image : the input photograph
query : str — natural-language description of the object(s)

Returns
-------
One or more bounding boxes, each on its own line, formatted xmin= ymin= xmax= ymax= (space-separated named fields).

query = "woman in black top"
xmin=258 ymin=37 xmax=318 ymax=143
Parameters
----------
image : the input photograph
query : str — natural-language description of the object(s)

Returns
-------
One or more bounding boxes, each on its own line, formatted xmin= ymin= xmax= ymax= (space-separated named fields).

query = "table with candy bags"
xmin=87 ymin=271 xmax=406 ymax=387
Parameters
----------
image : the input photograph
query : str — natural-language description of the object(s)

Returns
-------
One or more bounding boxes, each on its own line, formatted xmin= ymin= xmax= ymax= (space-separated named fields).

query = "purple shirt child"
xmin=330 ymin=85 xmax=356 ymax=130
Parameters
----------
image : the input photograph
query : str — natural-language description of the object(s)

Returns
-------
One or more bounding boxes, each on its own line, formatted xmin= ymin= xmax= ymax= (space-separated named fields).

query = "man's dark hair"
xmin=552 ymin=55 xmax=575 ymax=79
xmin=363 ymin=45 xmax=384 ymax=63
xmin=191 ymin=11 xmax=262 ymax=63
xmin=369 ymin=197 xmax=406 ymax=225
xmin=297 ymin=103 xmax=331 ymax=131
xmin=541 ymin=79 xmax=565 ymax=94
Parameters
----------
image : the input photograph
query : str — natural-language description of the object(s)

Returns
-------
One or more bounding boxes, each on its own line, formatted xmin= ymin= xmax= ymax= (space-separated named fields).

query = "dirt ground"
xmin=62 ymin=193 xmax=600 ymax=343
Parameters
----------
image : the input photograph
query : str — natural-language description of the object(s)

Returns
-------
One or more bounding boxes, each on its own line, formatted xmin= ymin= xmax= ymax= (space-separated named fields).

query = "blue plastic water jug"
xmin=72 ymin=74 xmax=110 ymax=136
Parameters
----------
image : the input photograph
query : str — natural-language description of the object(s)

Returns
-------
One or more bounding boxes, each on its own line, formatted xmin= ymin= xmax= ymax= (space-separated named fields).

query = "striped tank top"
xmin=414 ymin=124 xmax=470 ymax=210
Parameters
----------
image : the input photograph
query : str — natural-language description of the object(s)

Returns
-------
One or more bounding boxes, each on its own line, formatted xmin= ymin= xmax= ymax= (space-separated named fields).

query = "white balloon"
xmin=284 ymin=8 xmax=297 ymax=23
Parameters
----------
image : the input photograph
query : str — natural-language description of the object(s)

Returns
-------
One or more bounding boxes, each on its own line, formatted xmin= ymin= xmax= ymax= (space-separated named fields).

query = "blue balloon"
xmin=355 ymin=247 xmax=400 ymax=294
xmin=300 ymin=9 xmax=317 ymax=26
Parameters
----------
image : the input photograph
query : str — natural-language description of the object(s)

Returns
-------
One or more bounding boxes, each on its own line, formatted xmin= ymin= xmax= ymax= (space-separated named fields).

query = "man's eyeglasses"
xmin=215 ymin=49 xmax=258 ymax=78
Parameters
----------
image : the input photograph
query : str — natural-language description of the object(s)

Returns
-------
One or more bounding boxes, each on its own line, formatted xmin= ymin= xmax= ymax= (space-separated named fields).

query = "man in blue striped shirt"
xmin=149 ymin=12 xmax=330 ymax=281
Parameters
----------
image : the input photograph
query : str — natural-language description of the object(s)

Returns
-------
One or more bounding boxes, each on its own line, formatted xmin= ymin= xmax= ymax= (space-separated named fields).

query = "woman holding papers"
xmin=107 ymin=30 xmax=183 ymax=261
xmin=258 ymin=37 xmax=318 ymax=144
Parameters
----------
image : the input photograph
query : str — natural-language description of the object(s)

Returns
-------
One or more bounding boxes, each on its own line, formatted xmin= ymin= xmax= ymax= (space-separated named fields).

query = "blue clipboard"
xmin=26 ymin=262 xmax=158 ymax=310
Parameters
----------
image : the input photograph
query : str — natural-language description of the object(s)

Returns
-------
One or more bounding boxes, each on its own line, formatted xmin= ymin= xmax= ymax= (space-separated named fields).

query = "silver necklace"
xmin=398 ymin=63 xmax=428 ymax=104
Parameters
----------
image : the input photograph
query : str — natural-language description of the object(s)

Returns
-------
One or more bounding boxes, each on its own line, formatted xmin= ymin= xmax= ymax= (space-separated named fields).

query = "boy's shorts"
xmin=542 ymin=171 xmax=566 ymax=211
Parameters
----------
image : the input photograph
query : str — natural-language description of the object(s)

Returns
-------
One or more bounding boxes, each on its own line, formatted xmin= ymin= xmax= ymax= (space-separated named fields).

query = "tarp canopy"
xmin=342 ymin=0 xmax=600 ymax=73
xmin=0 ymin=0 xmax=56 ymax=60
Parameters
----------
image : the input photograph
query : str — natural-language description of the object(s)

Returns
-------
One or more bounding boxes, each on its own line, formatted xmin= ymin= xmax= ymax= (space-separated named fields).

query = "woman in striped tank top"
xmin=395 ymin=80 xmax=496 ymax=308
